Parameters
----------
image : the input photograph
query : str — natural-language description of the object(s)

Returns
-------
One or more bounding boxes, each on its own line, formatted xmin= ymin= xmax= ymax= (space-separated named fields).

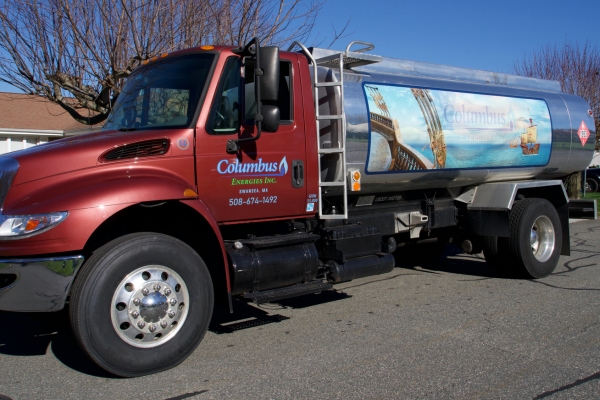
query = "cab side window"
xmin=244 ymin=60 xmax=292 ymax=123
xmin=208 ymin=57 xmax=241 ymax=134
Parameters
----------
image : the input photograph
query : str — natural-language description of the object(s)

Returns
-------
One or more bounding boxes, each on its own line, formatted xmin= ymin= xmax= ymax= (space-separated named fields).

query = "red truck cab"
xmin=0 ymin=42 xmax=323 ymax=376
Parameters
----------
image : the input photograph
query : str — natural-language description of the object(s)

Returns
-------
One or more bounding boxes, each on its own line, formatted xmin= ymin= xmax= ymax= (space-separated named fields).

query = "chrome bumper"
xmin=0 ymin=256 xmax=84 ymax=311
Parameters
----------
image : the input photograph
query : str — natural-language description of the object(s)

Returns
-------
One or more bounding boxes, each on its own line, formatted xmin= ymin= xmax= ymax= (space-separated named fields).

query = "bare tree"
xmin=0 ymin=0 xmax=330 ymax=125
xmin=514 ymin=41 xmax=600 ymax=198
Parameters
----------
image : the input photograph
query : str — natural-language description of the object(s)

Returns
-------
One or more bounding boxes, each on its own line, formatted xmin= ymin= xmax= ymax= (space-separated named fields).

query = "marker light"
xmin=0 ymin=212 xmax=68 ymax=238
xmin=349 ymin=169 xmax=361 ymax=192
xmin=200 ymin=46 xmax=215 ymax=50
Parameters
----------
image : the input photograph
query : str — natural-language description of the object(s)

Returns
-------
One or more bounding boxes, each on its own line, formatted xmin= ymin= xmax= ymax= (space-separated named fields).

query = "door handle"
xmin=292 ymin=160 xmax=304 ymax=188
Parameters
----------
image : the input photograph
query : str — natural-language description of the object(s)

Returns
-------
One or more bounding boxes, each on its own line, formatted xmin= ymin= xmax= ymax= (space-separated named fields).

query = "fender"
xmin=180 ymin=198 xmax=232 ymax=308
xmin=0 ymin=163 xmax=197 ymax=256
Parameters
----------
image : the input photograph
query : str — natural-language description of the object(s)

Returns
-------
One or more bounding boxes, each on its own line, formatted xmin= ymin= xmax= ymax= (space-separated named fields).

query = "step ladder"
xmin=288 ymin=41 xmax=382 ymax=219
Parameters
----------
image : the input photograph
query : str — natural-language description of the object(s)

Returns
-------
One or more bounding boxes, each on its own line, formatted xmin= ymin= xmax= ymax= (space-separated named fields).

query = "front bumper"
xmin=0 ymin=255 xmax=84 ymax=311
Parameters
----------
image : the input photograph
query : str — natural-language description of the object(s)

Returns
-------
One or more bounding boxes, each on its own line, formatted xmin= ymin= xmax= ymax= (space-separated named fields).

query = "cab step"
xmin=243 ymin=281 xmax=333 ymax=304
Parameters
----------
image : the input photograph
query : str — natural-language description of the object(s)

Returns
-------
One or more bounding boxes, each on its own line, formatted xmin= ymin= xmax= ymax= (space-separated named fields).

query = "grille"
xmin=102 ymin=140 xmax=169 ymax=161
xmin=0 ymin=157 xmax=19 ymax=210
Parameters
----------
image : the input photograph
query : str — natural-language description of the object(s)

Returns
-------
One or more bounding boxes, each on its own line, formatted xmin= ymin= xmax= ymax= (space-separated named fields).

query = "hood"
xmin=6 ymin=129 xmax=182 ymax=186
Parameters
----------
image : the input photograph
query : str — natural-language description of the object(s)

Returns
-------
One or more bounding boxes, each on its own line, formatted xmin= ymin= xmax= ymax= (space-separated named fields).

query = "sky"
xmin=0 ymin=0 xmax=598 ymax=93
xmin=311 ymin=0 xmax=599 ymax=73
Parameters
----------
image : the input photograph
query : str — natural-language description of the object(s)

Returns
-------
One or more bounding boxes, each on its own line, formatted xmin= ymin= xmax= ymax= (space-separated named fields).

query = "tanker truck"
xmin=0 ymin=38 xmax=595 ymax=376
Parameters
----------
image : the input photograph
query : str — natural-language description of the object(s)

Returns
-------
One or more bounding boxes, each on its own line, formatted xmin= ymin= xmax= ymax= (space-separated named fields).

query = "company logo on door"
xmin=217 ymin=156 xmax=288 ymax=176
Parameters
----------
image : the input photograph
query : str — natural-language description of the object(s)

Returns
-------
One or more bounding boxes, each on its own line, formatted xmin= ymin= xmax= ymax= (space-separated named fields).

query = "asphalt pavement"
xmin=1 ymin=219 xmax=599 ymax=399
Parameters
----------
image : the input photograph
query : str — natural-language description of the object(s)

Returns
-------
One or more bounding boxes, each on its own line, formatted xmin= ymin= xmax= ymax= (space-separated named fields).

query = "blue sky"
xmin=0 ymin=0 xmax=598 ymax=93
xmin=312 ymin=0 xmax=599 ymax=72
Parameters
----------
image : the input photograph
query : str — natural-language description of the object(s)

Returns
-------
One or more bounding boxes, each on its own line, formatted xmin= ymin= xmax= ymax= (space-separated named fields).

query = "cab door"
xmin=196 ymin=54 xmax=309 ymax=223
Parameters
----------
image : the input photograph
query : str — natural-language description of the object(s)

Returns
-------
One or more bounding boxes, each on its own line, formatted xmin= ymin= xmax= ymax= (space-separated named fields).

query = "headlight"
xmin=0 ymin=212 xmax=68 ymax=237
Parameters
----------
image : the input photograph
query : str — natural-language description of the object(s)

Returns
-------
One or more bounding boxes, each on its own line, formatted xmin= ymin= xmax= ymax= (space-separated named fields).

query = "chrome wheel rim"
xmin=111 ymin=265 xmax=189 ymax=348
xmin=530 ymin=216 xmax=555 ymax=262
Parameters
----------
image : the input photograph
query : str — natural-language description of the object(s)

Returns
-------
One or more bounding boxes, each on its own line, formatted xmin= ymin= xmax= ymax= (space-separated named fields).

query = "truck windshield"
xmin=103 ymin=53 xmax=215 ymax=131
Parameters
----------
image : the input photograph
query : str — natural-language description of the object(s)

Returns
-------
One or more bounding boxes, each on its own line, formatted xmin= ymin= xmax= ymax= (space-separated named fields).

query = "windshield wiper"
xmin=118 ymin=127 xmax=137 ymax=132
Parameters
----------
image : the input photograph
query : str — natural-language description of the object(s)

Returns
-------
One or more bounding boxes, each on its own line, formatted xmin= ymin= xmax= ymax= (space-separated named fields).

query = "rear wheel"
xmin=507 ymin=198 xmax=561 ymax=278
xmin=482 ymin=235 xmax=510 ymax=274
xmin=484 ymin=199 xmax=561 ymax=278
xmin=586 ymin=178 xmax=598 ymax=192
xmin=70 ymin=233 xmax=213 ymax=377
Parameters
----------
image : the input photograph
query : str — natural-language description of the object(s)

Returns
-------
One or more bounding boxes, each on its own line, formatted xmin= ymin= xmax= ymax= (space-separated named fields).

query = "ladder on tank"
xmin=288 ymin=41 xmax=382 ymax=219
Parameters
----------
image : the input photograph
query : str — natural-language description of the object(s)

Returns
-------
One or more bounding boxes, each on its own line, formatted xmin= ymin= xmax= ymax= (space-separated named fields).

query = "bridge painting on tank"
xmin=363 ymin=83 xmax=552 ymax=173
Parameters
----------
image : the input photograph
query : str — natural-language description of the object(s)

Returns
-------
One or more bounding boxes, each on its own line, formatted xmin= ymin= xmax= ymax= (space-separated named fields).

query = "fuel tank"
xmin=309 ymin=47 xmax=596 ymax=193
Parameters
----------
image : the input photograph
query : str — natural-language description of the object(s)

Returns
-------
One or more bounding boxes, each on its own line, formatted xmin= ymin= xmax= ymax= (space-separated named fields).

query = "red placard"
xmin=578 ymin=120 xmax=590 ymax=146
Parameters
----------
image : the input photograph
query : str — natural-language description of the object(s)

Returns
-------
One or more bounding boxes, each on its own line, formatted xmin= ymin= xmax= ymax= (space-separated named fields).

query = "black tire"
xmin=506 ymin=198 xmax=562 ymax=279
xmin=69 ymin=233 xmax=214 ymax=377
xmin=586 ymin=178 xmax=599 ymax=192
xmin=482 ymin=235 xmax=511 ymax=274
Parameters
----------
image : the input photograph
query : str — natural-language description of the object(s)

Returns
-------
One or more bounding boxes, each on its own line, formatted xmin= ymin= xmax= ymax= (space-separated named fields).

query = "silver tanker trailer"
xmin=290 ymin=40 xmax=597 ymax=279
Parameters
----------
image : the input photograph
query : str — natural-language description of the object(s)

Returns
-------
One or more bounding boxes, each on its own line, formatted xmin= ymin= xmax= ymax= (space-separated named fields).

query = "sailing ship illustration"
xmin=509 ymin=136 xmax=520 ymax=148
xmin=520 ymin=118 xmax=539 ymax=155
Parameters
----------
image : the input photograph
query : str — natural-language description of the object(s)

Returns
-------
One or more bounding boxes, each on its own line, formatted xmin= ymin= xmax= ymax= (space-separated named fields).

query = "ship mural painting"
xmin=520 ymin=118 xmax=539 ymax=155
xmin=364 ymin=84 xmax=552 ymax=173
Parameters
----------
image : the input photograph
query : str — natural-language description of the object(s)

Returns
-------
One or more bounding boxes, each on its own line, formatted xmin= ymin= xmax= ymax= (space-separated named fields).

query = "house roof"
xmin=0 ymin=92 xmax=101 ymax=133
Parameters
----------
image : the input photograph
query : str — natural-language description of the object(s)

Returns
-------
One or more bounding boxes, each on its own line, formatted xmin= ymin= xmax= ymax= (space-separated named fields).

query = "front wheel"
xmin=69 ymin=233 xmax=214 ymax=377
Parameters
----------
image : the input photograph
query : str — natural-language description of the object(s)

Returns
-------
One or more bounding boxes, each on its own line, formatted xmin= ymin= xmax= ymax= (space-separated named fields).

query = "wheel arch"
xmin=457 ymin=181 xmax=570 ymax=255
xmin=82 ymin=199 xmax=230 ymax=304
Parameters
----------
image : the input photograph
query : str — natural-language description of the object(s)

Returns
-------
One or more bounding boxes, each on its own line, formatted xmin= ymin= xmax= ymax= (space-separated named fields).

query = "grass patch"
xmin=581 ymin=192 xmax=600 ymax=218
xmin=583 ymin=192 xmax=600 ymax=200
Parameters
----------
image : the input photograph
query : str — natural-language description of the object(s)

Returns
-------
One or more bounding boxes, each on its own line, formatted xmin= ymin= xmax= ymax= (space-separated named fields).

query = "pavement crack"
xmin=163 ymin=391 xmax=209 ymax=400
xmin=533 ymin=370 xmax=600 ymax=399
xmin=529 ymin=280 xmax=600 ymax=292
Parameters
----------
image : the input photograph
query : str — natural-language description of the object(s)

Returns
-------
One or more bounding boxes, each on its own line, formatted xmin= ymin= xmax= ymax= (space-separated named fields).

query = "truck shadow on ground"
xmin=0 ymin=309 xmax=114 ymax=378
xmin=1 ymin=244 xmax=593 ymax=377
xmin=0 ymin=290 xmax=353 ymax=377
xmin=209 ymin=290 xmax=352 ymax=334
xmin=396 ymin=245 xmax=500 ymax=279
xmin=407 ymin=244 xmax=600 ymax=289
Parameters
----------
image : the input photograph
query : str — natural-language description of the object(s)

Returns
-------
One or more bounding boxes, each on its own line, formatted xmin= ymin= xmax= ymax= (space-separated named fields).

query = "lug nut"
xmin=160 ymin=321 xmax=168 ymax=329
xmin=154 ymin=284 xmax=161 ymax=292
xmin=141 ymin=287 xmax=149 ymax=296
xmin=149 ymin=324 xmax=156 ymax=333
xmin=137 ymin=321 xmax=146 ymax=329
xmin=164 ymin=288 xmax=172 ymax=296
xmin=133 ymin=298 xmax=141 ymax=306
xmin=131 ymin=311 xmax=140 ymax=319
xmin=168 ymin=310 xmax=176 ymax=318
xmin=169 ymin=298 xmax=177 ymax=306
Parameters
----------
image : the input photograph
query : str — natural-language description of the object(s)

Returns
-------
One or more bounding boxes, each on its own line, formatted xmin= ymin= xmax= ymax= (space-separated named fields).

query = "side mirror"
xmin=259 ymin=47 xmax=279 ymax=102
xmin=227 ymin=38 xmax=280 ymax=154
xmin=262 ymin=105 xmax=280 ymax=132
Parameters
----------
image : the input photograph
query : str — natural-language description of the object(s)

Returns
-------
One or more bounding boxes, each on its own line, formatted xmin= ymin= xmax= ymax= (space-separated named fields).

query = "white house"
xmin=0 ymin=92 xmax=100 ymax=154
